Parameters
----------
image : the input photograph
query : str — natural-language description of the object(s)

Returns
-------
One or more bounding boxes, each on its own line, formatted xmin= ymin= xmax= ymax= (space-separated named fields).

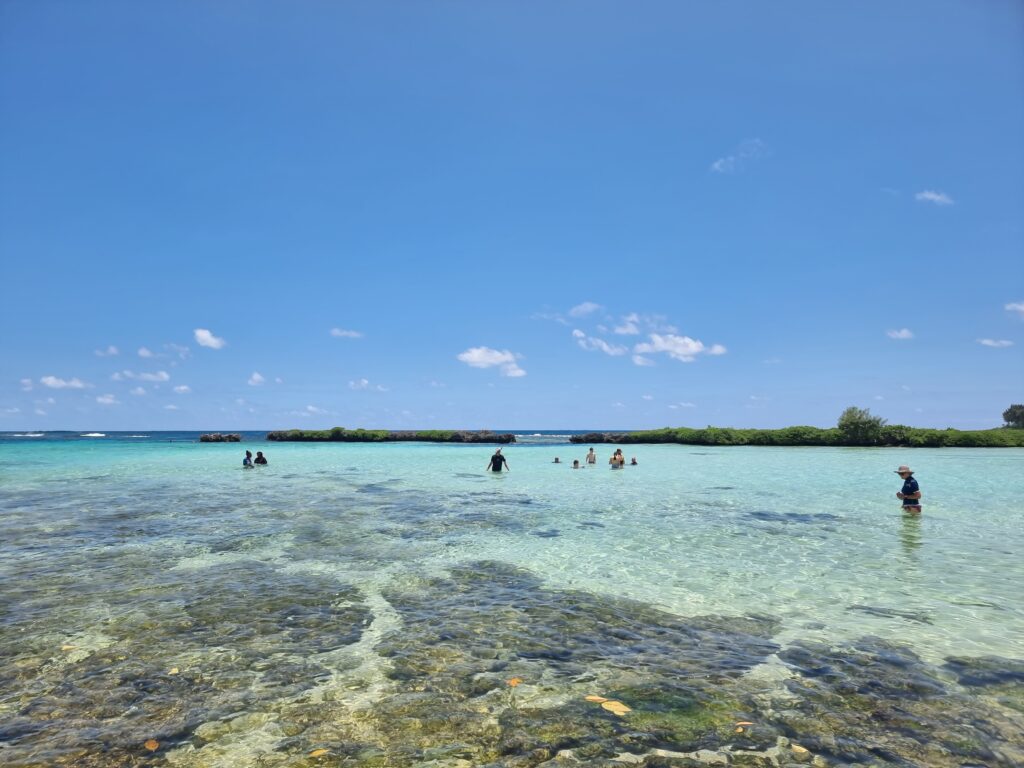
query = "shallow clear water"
xmin=1 ymin=435 xmax=1022 ymax=767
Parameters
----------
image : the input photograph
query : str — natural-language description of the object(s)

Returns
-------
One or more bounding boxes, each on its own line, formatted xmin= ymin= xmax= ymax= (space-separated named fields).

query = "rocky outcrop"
xmin=199 ymin=433 xmax=241 ymax=442
xmin=569 ymin=432 xmax=629 ymax=444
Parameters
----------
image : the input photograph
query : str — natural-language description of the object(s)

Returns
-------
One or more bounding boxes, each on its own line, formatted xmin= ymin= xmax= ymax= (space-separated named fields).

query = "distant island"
xmin=266 ymin=428 xmax=515 ymax=443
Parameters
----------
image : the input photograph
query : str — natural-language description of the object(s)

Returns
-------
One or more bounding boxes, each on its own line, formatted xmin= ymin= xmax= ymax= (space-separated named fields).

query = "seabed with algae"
xmin=1 ymin=435 xmax=1022 ymax=767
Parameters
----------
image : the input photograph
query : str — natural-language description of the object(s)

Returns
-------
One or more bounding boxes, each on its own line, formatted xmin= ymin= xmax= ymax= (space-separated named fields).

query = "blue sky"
xmin=2 ymin=1 xmax=1022 ymax=431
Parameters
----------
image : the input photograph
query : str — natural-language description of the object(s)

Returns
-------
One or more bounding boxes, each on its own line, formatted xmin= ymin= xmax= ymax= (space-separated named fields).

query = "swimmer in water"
xmin=243 ymin=450 xmax=253 ymax=468
xmin=254 ymin=451 xmax=268 ymax=465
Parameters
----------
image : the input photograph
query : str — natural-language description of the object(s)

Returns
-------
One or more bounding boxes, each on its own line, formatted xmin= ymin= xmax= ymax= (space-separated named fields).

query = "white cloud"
xmin=20 ymin=378 xmax=33 ymax=391
xmin=35 ymin=408 xmax=46 ymax=416
xmin=711 ymin=138 xmax=767 ymax=174
xmin=248 ymin=372 xmax=265 ymax=386
xmin=3 ymin=407 xmax=20 ymax=414
xmin=1005 ymin=302 xmax=1024 ymax=318
xmin=456 ymin=347 xmax=526 ymax=377
xmin=40 ymin=376 xmax=87 ymax=389
xmin=613 ymin=313 xmax=640 ymax=335
xmin=306 ymin=404 xmax=327 ymax=415
xmin=274 ymin=377 xmax=283 ymax=384
xmin=349 ymin=378 xmax=370 ymax=390
xmin=668 ymin=402 xmax=696 ymax=409
xmin=632 ymin=355 xmax=655 ymax=367
xmin=94 ymin=345 xmax=119 ymax=357
xmin=130 ymin=386 xmax=146 ymax=396
xmin=874 ymin=395 xmax=885 ymax=401
xmin=116 ymin=370 xmax=170 ymax=382
xmin=164 ymin=404 xmax=179 ymax=410
xmin=568 ymin=301 xmax=602 ymax=318
xmin=915 ymin=190 xmax=954 ymax=206
xmin=978 ymin=338 xmax=1014 ymax=348
xmin=886 ymin=328 xmax=914 ymax=340
xmin=194 ymin=328 xmax=226 ymax=349
xmin=376 ymin=384 xmax=389 ymax=392
xmin=138 ymin=347 xmax=154 ymax=358
xmin=572 ymin=329 xmax=628 ymax=356
xmin=173 ymin=385 xmax=191 ymax=394
xmin=641 ymin=394 xmax=653 ymax=401
xmin=165 ymin=343 xmax=191 ymax=359
xmin=96 ymin=394 xmax=119 ymax=405
xmin=330 ymin=328 xmax=363 ymax=338
xmin=633 ymin=334 xmax=727 ymax=363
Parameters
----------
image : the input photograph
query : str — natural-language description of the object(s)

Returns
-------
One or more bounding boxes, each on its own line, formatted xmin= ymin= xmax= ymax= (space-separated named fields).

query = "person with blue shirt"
xmin=243 ymin=450 xmax=253 ymax=468
xmin=895 ymin=465 xmax=921 ymax=513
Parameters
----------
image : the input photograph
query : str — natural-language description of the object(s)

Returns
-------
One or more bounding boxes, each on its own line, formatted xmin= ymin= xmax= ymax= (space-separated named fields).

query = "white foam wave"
xmin=80 ymin=433 xmax=106 ymax=437
xmin=11 ymin=433 xmax=45 ymax=437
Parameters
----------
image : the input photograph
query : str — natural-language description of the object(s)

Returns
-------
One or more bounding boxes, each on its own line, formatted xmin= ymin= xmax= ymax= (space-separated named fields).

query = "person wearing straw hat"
xmin=895 ymin=465 xmax=922 ymax=513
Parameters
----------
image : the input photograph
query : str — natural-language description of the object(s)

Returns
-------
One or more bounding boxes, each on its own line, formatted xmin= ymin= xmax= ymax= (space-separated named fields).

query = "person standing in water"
xmin=254 ymin=451 xmax=268 ymax=465
xmin=242 ymin=450 xmax=253 ymax=468
xmin=487 ymin=448 xmax=510 ymax=473
xmin=586 ymin=448 xmax=597 ymax=465
xmin=895 ymin=465 xmax=921 ymax=513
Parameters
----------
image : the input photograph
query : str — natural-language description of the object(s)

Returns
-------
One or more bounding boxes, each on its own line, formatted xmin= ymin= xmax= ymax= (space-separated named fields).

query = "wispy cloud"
xmin=886 ymin=328 xmax=914 ymax=340
xmin=915 ymin=190 xmax=954 ymax=206
xmin=632 ymin=354 xmax=655 ymax=367
xmin=613 ymin=313 xmax=640 ymax=335
xmin=94 ymin=345 xmax=119 ymax=357
xmin=3 ymin=407 xmax=20 ymax=414
xmin=173 ymin=385 xmax=191 ymax=393
xmin=572 ymin=329 xmax=628 ymax=356
xmin=164 ymin=404 xmax=178 ymax=410
xmin=114 ymin=370 xmax=171 ymax=382
xmin=641 ymin=394 xmax=653 ymax=401
xmin=35 ymin=408 xmax=46 ymax=416
xmin=978 ymin=338 xmax=1013 ymax=348
xmin=20 ymin=378 xmax=33 ymax=391
xmin=40 ymin=376 xmax=88 ymax=389
xmin=349 ymin=378 xmax=370 ymax=390
xmin=710 ymin=138 xmax=767 ymax=174
xmin=165 ymin=343 xmax=191 ymax=359
xmin=668 ymin=402 xmax=696 ymax=409
xmin=96 ymin=394 xmax=119 ymax=405
xmin=1006 ymin=302 xmax=1024 ymax=318
xmin=194 ymin=328 xmax=226 ymax=349
xmin=138 ymin=347 xmax=154 ymax=358
xmin=568 ymin=301 xmax=602 ymax=318
xmin=305 ymin=404 xmax=327 ymax=415
xmin=634 ymin=334 xmax=726 ymax=363
xmin=330 ymin=328 xmax=363 ymax=339
xmin=248 ymin=372 xmax=265 ymax=386
xmin=456 ymin=347 xmax=526 ymax=377
xmin=130 ymin=386 xmax=146 ymax=396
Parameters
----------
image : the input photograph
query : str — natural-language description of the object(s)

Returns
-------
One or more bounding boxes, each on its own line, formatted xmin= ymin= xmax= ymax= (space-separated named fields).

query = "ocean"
xmin=1 ymin=432 xmax=1022 ymax=766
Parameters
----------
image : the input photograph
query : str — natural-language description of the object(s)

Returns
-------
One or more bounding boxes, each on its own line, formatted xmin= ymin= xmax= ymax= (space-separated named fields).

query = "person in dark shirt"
xmin=242 ymin=450 xmax=253 ymax=468
xmin=487 ymin=448 xmax=509 ymax=472
xmin=254 ymin=451 xmax=268 ymax=465
xmin=895 ymin=465 xmax=921 ymax=513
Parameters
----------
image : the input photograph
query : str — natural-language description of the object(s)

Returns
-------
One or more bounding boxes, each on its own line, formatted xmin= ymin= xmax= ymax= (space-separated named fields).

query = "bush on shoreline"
xmin=570 ymin=426 xmax=1024 ymax=448
xmin=266 ymin=428 xmax=514 ymax=443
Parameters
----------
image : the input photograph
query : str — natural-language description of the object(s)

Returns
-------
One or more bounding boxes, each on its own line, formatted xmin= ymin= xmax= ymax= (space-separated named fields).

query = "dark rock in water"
xmin=199 ymin=432 xmax=241 ymax=442
xmin=529 ymin=529 xmax=561 ymax=538
xmin=774 ymin=636 xmax=1024 ymax=766
xmin=944 ymin=655 xmax=1024 ymax=687
xmin=846 ymin=604 xmax=933 ymax=625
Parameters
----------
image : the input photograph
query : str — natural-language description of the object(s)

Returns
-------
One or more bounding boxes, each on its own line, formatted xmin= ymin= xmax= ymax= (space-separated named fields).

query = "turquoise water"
xmin=1 ymin=435 xmax=1023 ymax=766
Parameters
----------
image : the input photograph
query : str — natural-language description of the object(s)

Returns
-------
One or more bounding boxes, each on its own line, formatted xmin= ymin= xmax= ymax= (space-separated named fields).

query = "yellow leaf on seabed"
xmin=309 ymin=748 xmax=330 ymax=757
xmin=143 ymin=739 xmax=159 ymax=751
xmin=61 ymin=645 xmax=76 ymax=651
xmin=792 ymin=745 xmax=809 ymax=755
xmin=168 ymin=667 xmax=179 ymax=675
xmin=735 ymin=727 xmax=745 ymax=733
xmin=506 ymin=677 xmax=523 ymax=687
xmin=736 ymin=721 xmax=754 ymax=726
xmin=600 ymin=700 xmax=632 ymax=716
xmin=584 ymin=695 xmax=608 ymax=703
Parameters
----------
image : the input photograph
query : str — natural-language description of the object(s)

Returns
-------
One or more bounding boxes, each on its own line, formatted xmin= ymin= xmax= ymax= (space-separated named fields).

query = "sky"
xmin=1 ymin=1 xmax=1022 ymax=431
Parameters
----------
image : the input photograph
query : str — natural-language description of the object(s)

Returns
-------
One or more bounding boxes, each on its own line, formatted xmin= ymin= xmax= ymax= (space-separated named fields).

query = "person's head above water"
xmin=572 ymin=459 xmax=580 ymax=467
xmin=245 ymin=450 xmax=252 ymax=457
xmin=553 ymin=457 xmax=560 ymax=463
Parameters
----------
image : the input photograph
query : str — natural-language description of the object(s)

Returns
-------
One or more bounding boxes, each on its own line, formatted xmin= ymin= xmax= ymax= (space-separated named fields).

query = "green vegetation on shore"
xmin=266 ymin=428 xmax=514 ymax=443
xmin=573 ymin=406 xmax=1024 ymax=447
xmin=596 ymin=425 xmax=1024 ymax=447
